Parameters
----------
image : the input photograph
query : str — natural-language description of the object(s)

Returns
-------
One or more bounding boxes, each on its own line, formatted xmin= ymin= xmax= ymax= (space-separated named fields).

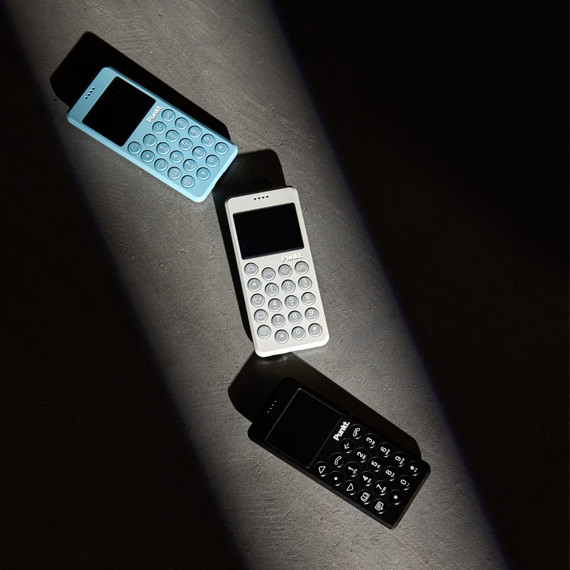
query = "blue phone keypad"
xmin=127 ymin=108 xmax=235 ymax=200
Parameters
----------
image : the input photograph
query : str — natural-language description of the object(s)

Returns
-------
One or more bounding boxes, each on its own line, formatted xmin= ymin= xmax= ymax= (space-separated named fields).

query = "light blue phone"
xmin=67 ymin=67 xmax=237 ymax=202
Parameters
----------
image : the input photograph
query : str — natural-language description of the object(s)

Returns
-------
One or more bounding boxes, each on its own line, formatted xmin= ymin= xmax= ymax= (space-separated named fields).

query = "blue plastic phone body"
xmin=67 ymin=67 xmax=237 ymax=202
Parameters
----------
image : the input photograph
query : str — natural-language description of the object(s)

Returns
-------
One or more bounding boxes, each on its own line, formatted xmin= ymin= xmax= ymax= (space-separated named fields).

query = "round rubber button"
xmin=389 ymin=490 xmax=403 ymax=505
xmin=206 ymin=154 xmax=220 ymax=167
xmin=261 ymin=267 xmax=275 ymax=280
xmin=340 ymin=439 xmax=354 ymax=453
xmin=275 ymin=330 xmax=289 ymax=344
xmin=288 ymin=311 xmax=302 ymax=324
xmin=305 ymin=308 xmax=319 ymax=321
xmin=372 ymin=500 xmax=386 ymax=515
xmin=268 ymin=298 xmax=282 ymax=312
xmin=156 ymin=142 xmax=170 ymax=155
xmin=141 ymin=150 xmax=154 ymax=163
xmin=345 ymin=463 xmax=359 ymax=477
xmin=166 ymin=130 xmax=179 ymax=143
xmin=192 ymin=146 xmax=206 ymax=159
xmin=257 ymin=325 xmax=271 ymax=339
xmin=364 ymin=434 xmax=378 ymax=448
xmin=369 ymin=458 xmax=383 ymax=472
xmin=383 ymin=467 xmax=397 ymax=481
xmin=350 ymin=425 xmax=363 ymax=439
xmin=201 ymin=133 xmax=215 ymax=146
xmin=254 ymin=309 xmax=268 ymax=323
xmin=358 ymin=490 xmax=373 ymax=505
xmin=265 ymin=283 xmax=279 ymax=297
xmin=378 ymin=443 xmax=393 ymax=458
xmin=342 ymin=481 xmax=357 ymax=495
xmin=170 ymin=151 xmax=183 ymax=163
xmin=308 ymin=323 xmax=323 ymax=337
xmin=355 ymin=448 xmax=369 ymax=463
xmin=295 ymin=261 xmax=309 ymax=274
xmin=215 ymin=142 xmax=228 ymax=154
xmin=285 ymin=295 xmax=299 ymax=309
xmin=152 ymin=121 xmax=166 ymax=134
xmin=398 ymin=476 xmax=411 ymax=491
xmin=181 ymin=176 xmax=195 ymax=188
xmin=331 ymin=453 xmax=345 ymax=468
xmin=179 ymin=138 xmax=193 ymax=151
xmin=183 ymin=159 xmax=197 ymax=172
xmin=128 ymin=141 xmax=141 ymax=154
xmin=408 ymin=462 xmax=421 ymax=476
xmin=175 ymin=117 xmax=189 ymax=130
xmin=271 ymin=314 xmax=286 ymax=328
xmin=298 ymin=276 xmax=312 ymax=290
xmin=250 ymin=294 xmax=265 ymax=308
xmin=278 ymin=264 xmax=292 ymax=277
xmin=292 ymin=326 xmax=305 ymax=340
xmin=197 ymin=168 xmax=210 ymax=180
xmin=393 ymin=453 xmax=407 ymax=468
xmin=302 ymin=292 xmax=316 ymax=306
xmin=161 ymin=109 xmax=175 ymax=121
xmin=282 ymin=280 xmax=296 ymax=293
xmin=244 ymin=263 xmax=258 ymax=276
xmin=375 ymin=481 xmax=389 ymax=496
xmin=168 ymin=167 xmax=181 ymax=180
xmin=189 ymin=125 xmax=202 ymax=138
xmin=315 ymin=462 xmax=329 ymax=477
xmin=329 ymin=471 xmax=343 ymax=487
xmin=360 ymin=472 xmax=374 ymax=486
xmin=247 ymin=278 xmax=262 ymax=292
xmin=154 ymin=158 xmax=168 ymax=172
xmin=143 ymin=134 xmax=156 ymax=146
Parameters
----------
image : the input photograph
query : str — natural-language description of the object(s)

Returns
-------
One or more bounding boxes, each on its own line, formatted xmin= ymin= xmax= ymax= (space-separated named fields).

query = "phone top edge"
xmin=225 ymin=186 xmax=298 ymax=207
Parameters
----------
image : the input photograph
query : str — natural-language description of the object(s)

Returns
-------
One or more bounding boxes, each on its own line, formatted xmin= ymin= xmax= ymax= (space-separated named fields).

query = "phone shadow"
xmin=50 ymin=31 xmax=231 ymax=140
xmin=229 ymin=352 xmax=422 ymax=458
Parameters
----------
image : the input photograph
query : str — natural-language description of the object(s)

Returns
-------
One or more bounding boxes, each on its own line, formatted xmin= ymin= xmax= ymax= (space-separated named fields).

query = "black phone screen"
xmin=233 ymin=203 xmax=304 ymax=259
xmin=83 ymin=77 xmax=155 ymax=146
xmin=266 ymin=389 xmax=341 ymax=468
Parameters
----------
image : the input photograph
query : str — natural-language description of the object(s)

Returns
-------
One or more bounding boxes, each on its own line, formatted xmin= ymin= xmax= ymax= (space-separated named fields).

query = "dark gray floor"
xmin=2 ymin=1 xmax=567 ymax=569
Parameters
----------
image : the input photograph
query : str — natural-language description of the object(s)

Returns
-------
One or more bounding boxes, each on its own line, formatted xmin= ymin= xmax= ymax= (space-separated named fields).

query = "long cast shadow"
xmin=2 ymin=20 xmax=245 ymax=570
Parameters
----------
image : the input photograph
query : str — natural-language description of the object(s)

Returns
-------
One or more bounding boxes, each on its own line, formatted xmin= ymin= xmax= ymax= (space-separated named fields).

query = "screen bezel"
xmin=264 ymin=388 xmax=342 ymax=468
xmin=81 ymin=76 xmax=156 ymax=146
xmin=232 ymin=202 xmax=305 ymax=260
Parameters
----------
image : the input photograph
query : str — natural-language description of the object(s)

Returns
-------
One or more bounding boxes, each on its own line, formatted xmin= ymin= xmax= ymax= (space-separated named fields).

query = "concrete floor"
xmin=2 ymin=1 xmax=567 ymax=569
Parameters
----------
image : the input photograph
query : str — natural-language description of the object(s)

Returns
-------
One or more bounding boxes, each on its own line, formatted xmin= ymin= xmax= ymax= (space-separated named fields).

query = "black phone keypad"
xmin=313 ymin=422 xmax=430 ymax=528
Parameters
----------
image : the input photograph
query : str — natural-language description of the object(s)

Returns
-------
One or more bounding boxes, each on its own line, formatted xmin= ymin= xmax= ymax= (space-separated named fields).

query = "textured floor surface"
xmin=2 ymin=1 xmax=567 ymax=569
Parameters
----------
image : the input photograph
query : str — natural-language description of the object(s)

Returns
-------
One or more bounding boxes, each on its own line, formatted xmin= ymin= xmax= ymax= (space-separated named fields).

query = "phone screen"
xmin=83 ymin=77 xmax=155 ymax=146
xmin=233 ymin=203 xmax=304 ymax=259
xmin=266 ymin=389 xmax=341 ymax=468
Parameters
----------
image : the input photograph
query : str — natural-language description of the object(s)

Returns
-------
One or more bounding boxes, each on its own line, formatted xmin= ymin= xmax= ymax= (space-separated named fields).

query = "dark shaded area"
xmin=1 ymin=14 xmax=245 ymax=570
xmin=271 ymin=2 xmax=568 ymax=569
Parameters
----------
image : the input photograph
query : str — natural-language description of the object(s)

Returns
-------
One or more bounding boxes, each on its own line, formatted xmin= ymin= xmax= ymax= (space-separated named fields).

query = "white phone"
xmin=225 ymin=187 xmax=329 ymax=357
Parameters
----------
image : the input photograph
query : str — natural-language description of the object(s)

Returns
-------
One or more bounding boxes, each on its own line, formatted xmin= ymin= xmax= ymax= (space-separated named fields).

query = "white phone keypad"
xmin=242 ymin=258 xmax=327 ymax=354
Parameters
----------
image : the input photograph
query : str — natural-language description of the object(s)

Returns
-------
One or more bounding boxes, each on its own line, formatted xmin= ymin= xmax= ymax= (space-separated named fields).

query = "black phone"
xmin=248 ymin=377 xmax=430 ymax=528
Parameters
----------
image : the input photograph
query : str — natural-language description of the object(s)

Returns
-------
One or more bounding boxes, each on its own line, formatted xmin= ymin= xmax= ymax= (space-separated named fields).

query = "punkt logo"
xmin=281 ymin=253 xmax=303 ymax=262
xmin=333 ymin=421 xmax=350 ymax=441
xmin=146 ymin=105 xmax=163 ymax=122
